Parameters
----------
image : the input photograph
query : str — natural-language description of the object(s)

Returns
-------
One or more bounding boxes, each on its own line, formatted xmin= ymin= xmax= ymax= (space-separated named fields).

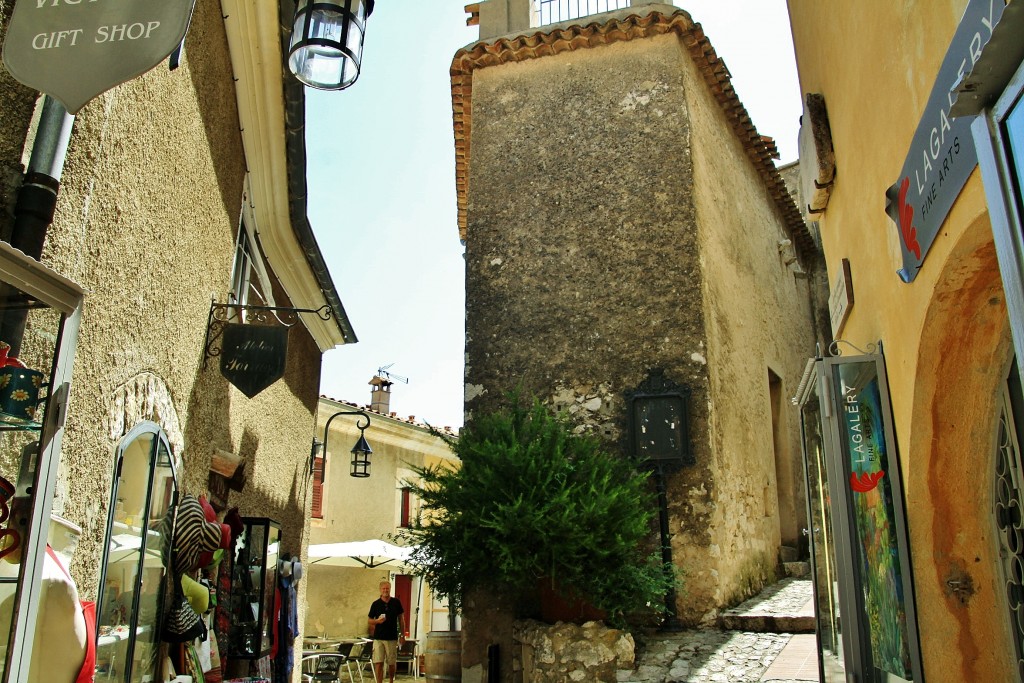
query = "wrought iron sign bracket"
xmin=203 ymin=300 xmax=333 ymax=369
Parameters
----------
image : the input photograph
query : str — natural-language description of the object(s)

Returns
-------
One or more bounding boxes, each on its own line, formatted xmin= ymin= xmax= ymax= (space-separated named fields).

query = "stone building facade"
xmin=0 ymin=1 xmax=354 ymax=680
xmin=453 ymin=2 xmax=826 ymax=679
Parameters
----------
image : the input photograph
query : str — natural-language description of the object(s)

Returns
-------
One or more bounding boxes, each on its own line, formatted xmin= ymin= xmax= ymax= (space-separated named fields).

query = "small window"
xmin=229 ymin=192 xmax=277 ymax=320
xmin=95 ymin=423 xmax=178 ymax=683
xmin=229 ymin=226 xmax=255 ymax=309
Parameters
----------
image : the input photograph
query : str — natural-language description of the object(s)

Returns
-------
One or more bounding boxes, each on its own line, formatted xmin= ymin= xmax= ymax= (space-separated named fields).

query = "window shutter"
xmin=400 ymin=487 xmax=411 ymax=528
xmin=312 ymin=456 xmax=325 ymax=518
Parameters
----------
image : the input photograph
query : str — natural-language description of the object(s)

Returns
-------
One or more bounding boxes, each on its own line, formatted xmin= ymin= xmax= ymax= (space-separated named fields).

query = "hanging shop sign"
xmin=2 ymin=0 xmax=197 ymax=114
xmin=219 ymin=324 xmax=289 ymax=399
xmin=884 ymin=0 xmax=1006 ymax=283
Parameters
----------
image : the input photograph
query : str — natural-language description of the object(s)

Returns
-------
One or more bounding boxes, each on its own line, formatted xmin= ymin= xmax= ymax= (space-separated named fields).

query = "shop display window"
xmin=1004 ymin=91 xmax=1024 ymax=208
xmin=0 ymin=243 xmax=83 ymax=681
xmin=226 ymin=517 xmax=280 ymax=659
xmin=95 ymin=424 xmax=177 ymax=683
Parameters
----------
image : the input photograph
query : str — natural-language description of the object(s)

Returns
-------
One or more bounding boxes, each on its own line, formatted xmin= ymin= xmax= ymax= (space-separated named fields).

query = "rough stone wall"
xmin=464 ymin=36 xmax=707 ymax=429
xmin=679 ymin=37 xmax=819 ymax=616
xmin=513 ymin=619 xmax=635 ymax=683
xmin=1 ymin=0 xmax=321 ymax=629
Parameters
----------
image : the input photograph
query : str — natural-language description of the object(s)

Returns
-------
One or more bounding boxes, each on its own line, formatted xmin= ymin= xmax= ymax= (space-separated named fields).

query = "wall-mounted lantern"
xmin=626 ymin=368 xmax=692 ymax=466
xmin=287 ymin=0 xmax=374 ymax=90
xmin=312 ymin=409 xmax=374 ymax=478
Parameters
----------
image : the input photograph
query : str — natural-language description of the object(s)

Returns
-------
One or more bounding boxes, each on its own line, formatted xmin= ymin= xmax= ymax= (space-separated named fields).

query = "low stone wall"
xmin=513 ymin=620 xmax=635 ymax=682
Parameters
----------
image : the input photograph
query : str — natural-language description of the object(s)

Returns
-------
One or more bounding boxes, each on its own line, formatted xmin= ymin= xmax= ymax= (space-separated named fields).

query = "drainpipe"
xmin=2 ymin=95 xmax=75 ymax=354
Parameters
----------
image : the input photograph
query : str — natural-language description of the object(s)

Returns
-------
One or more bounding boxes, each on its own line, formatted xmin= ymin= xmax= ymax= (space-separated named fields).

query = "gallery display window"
xmin=796 ymin=350 xmax=923 ymax=682
xmin=0 ymin=241 xmax=84 ymax=682
xmin=968 ymin=17 xmax=1024 ymax=388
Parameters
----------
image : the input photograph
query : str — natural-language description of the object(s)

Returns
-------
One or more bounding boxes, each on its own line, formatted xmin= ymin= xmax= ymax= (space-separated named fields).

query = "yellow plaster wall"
xmin=787 ymin=0 xmax=1016 ymax=678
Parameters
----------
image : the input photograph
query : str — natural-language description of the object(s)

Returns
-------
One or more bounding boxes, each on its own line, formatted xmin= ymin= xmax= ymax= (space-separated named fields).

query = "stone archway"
xmin=907 ymin=213 xmax=1014 ymax=680
xmin=105 ymin=371 xmax=184 ymax=471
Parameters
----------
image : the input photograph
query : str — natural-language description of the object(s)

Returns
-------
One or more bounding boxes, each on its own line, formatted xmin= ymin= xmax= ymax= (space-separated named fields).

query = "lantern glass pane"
xmin=634 ymin=396 xmax=685 ymax=460
xmin=288 ymin=0 xmax=368 ymax=90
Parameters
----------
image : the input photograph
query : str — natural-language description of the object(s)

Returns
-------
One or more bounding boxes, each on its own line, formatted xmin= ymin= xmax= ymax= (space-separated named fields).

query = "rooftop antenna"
xmin=377 ymin=363 xmax=409 ymax=385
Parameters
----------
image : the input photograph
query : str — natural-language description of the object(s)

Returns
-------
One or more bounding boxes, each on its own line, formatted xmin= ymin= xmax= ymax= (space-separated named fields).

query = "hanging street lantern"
xmin=287 ymin=0 xmax=374 ymax=90
xmin=348 ymin=430 xmax=373 ymax=478
xmin=312 ymin=409 xmax=374 ymax=479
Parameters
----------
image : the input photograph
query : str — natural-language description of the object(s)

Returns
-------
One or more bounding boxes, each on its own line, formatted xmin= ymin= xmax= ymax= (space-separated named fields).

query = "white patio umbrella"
xmin=307 ymin=539 xmax=414 ymax=570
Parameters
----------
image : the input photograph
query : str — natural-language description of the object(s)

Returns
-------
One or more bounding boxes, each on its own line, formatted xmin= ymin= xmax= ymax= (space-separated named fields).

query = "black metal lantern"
xmin=313 ymin=409 xmax=374 ymax=479
xmin=287 ymin=0 xmax=374 ymax=90
xmin=626 ymin=368 xmax=692 ymax=466
xmin=349 ymin=430 xmax=373 ymax=478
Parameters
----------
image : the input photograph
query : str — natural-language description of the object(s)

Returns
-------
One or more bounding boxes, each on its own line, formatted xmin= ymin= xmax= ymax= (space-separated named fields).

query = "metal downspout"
xmin=2 ymin=95 xmax=75 ymax=354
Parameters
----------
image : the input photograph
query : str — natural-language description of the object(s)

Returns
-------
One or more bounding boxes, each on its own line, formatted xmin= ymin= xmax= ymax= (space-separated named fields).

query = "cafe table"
xmin=302 ymin=637 xmax=341 ymax=650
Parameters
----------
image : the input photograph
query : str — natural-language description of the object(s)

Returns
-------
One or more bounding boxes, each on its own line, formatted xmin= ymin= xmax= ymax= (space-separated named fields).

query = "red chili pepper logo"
xmin=897 ymin=177 xmax=921 ymax=260
xmin=850 ymin=470 xmax=885 ymax=493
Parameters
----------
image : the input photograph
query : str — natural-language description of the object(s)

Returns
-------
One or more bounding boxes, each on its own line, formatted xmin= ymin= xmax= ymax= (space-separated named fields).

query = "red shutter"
xmin=400 ymin=487 xmax=411 ymax=528
xmin=312 ymin=456 xmax=324 ymax=518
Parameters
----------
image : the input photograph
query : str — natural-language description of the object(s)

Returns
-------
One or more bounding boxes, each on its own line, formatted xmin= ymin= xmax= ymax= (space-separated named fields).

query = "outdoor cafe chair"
xmin=303 ymin=642 xmax=356 ymax=683
xmin=345 ymin=641 xmax=368 ymax=683
xmin=355 ymin=642 xmax=376 ymax=682
xmin=302 ymin=652 xmax=346 ymax=682
xmin=396 ymin=639 xmax=418 ymax=677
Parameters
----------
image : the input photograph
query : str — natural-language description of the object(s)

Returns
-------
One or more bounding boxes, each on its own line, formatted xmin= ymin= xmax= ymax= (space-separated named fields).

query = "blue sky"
xmin=306 ymin=1 xmax=801 ymax=430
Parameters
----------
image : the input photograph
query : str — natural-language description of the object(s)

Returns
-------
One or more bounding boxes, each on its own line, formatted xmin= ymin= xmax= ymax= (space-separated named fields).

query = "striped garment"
xmin=173 ymin=494 xmax=223 ymax=574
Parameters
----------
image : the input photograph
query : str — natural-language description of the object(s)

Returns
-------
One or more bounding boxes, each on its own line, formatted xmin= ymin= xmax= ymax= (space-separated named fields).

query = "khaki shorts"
xmin=372 ymin=639 xmax=398 ymax=667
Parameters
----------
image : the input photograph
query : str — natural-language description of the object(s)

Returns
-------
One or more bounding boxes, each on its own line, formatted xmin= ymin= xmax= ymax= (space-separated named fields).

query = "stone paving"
xmin=617 ymin=578 xmax=819 ymax=683
xmin=619 ymin=629 xmax=794 ymax=682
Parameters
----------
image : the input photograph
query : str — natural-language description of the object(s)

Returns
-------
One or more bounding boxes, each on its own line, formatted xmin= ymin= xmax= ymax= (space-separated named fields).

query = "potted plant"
xmin=400 ymin=394 xmax=676 ymax=627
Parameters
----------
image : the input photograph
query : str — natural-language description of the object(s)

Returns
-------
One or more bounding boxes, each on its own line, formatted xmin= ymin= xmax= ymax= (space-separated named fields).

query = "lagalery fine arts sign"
xmin=2 ymin=0 xmax=197 ymax=114
xmin=883 ymin=0 xmax=1005 ymax=283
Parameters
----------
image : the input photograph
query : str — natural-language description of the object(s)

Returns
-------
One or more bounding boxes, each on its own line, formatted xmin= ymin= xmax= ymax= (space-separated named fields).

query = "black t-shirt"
xmin=368 ymin=597 xmax=404 ymax=640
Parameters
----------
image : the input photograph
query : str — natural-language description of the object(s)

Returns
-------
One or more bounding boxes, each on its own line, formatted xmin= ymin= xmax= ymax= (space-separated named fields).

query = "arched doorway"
xmin=908 ymin=215 xmax=1014 ymax=680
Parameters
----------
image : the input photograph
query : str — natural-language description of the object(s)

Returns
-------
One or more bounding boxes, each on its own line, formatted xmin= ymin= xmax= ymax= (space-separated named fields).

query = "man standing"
xmin=368 ymin=580 xmax=406 ymax=683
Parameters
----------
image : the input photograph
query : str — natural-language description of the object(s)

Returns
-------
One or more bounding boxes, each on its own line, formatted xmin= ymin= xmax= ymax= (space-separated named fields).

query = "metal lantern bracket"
xmin=624 ymin=368 xmax=691 ymax=631
xmin=202 ymin=300 xmax=333 ymax=369
xmin=314 ymin=409 xmax=373 ymax=479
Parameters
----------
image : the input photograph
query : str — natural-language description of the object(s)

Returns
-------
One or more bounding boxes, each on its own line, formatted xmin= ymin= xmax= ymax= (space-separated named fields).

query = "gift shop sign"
xmin=884 ymin=0 xmax=1005 ymax=283
xmin=2 ymin=0 xmax=197 ymax=114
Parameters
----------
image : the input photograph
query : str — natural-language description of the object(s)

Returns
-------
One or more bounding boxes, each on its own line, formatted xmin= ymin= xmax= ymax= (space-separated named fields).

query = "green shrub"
xmin=400 ymin=395 xmax=676 ymax=625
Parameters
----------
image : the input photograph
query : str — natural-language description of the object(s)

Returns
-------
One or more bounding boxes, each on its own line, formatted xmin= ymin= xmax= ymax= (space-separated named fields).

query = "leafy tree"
xmin=401 ymin=395 xmax=676 ymax=625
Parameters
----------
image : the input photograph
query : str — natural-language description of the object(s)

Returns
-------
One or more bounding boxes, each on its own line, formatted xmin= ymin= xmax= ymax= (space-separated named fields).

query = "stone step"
xmin=716 ymin=611 xmax=815 ymax=634
xmin=784 ymin=560 xmax=811 ymax=578
xmin=715 ymin=577 xmax=816 ymax=634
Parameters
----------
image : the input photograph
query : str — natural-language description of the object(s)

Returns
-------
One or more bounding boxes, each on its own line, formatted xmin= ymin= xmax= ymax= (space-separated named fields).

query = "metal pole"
xmin=655 ymin=464 xmax=682 ymax=630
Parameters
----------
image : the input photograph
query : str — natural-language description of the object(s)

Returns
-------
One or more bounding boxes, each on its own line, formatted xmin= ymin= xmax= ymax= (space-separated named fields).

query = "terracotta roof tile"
xmin=319 ymin=394 xmax=459 ymax=436
xmin=450 ymin=8 xmax=815 ymax=264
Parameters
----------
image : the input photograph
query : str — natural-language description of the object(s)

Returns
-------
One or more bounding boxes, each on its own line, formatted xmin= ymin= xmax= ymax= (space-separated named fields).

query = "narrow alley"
xmin=621 ymin=578 xmax=819 ymax=683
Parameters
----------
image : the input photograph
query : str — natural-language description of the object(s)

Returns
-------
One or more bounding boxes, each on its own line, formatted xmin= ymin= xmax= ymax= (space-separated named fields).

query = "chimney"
xmin=370 ymin=375 xmax=393 ymax=414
